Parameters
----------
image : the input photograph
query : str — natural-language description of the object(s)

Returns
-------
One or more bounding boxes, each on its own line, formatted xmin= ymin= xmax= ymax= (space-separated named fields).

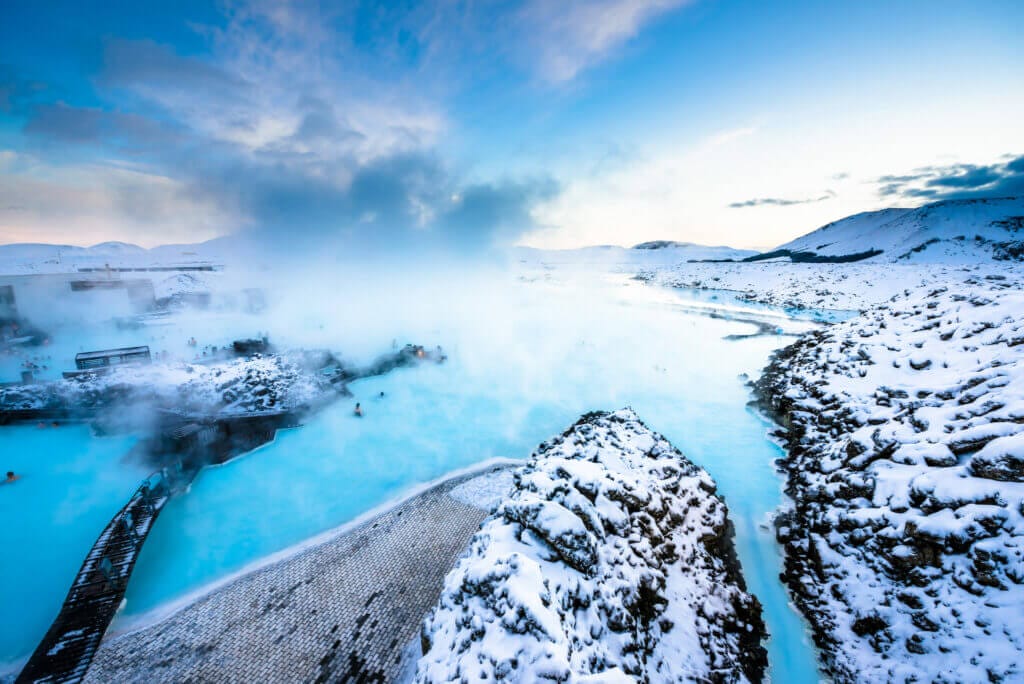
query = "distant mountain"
xmin=769 ymin=197 xmax=1024 ymax=263
xmin=0 ymin=238 xmax=227 ymax=275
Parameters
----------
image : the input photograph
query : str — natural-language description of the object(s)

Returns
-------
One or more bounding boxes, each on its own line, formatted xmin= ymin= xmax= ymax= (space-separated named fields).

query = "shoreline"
xmin=81 ymin=460 xmax=518 ymax=683
xmin=105 ymin=456 xmax=521 ymax=641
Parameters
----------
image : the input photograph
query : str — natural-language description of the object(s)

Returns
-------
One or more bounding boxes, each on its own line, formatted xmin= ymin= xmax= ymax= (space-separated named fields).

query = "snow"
xmin=774 ymin=197 xmax=1024 ymax=263
xmin=7 ymin=193 xmax=1023 ymax=681
xmin=0 ymin=239 xmax=225 ymax=275
xmin=641 ymin=260 xmax=1022 ymax=312
xmin=755 ymin=272 xmax=1024 ymax=682
xmin=448 ymin=469 xmax=515 ymax=511
xmin=416 ymin=409 xmax=766 ymax=683
xmin=512 ymin=242 xmax=757 ymax=271
xmin=0 ymin=351 xmax=341 ymax=418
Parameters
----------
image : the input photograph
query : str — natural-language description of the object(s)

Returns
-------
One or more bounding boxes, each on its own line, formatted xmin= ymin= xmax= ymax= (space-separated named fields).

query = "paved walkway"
xmin=84 ymin=465 xmax=513 ymax=684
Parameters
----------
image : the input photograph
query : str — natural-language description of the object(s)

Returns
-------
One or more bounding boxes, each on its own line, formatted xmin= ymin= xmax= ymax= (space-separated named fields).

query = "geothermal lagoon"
xmin=2 ymin=273 xmax=826 ymax=682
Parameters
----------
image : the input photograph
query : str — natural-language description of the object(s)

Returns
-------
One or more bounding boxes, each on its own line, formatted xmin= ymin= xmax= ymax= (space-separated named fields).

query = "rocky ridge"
xmin=416 ymin=408 xmax=766 ymax=683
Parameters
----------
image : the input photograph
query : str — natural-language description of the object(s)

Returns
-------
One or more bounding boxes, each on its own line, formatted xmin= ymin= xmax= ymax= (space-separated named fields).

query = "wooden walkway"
xmin=16 ymin=474 xmax=171 ymax=684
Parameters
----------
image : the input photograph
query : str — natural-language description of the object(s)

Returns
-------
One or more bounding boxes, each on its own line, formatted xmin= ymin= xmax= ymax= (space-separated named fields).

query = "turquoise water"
xmin=121 ymin=279 xmax=822 ymax=683
xmin=671 ymin=284 xmax=858 ymax=324
xmin=2 ymin=277 xmax=824 ymax=681
xmin=0 ymin=425 xmax=144 ymax=669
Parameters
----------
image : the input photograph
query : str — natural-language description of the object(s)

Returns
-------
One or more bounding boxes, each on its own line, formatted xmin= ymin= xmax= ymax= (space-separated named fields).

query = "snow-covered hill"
xmin=416 ymin=409 xmax=767 ymax=683
xmin=774 ymin=197 xmax=1024 ymax=263
xmin=0 ymin=239 xmax=226 ymax=275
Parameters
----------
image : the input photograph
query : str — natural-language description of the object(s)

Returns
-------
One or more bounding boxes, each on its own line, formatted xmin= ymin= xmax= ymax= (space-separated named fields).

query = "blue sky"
xmin=1 ymin=0 xmax=1022 ymax=249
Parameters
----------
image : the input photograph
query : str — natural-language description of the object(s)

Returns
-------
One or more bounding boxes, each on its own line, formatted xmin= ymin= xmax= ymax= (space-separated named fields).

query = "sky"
xmin=0 ymin=0 xmax=1022 ymax=251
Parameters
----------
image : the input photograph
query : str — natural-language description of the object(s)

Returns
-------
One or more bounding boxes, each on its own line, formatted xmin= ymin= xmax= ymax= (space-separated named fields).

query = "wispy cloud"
xmin=0 ymin=156 xmax=235 ymax=245
xmin=518 ymin=0 xmax=694 ymax=83
xmin=728 ymin=190 xmax=835 ymax=209
xmin=705 ymin=126 xmax=757 ymax=148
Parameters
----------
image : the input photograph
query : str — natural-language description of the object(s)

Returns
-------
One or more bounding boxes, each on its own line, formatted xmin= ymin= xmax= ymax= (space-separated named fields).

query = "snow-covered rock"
xmin=754 ymin=274 xmax=1024 ymax=683
xmin=0 ymin=351 xmax=344 ymax=419
xmin=416 ymin=409 xmax=766 ymax=683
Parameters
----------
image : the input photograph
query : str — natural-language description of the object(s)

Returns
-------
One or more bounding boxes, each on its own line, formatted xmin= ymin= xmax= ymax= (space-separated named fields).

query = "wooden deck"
xmin=16 ymin=474 xmax=170 ymax=684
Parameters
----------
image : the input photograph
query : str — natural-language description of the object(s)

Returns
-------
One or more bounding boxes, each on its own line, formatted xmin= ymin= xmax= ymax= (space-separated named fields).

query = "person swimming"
xmin=4 ymin=471 xmax=19 ymax=484
xmin=354 ymin=402 xmax=363 ymax=417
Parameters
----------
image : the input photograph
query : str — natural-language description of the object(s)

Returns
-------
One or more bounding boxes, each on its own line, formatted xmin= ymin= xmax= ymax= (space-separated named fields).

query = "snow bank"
xmin=755 ymin=273 xmax=1024 ymax=682
xmin=416 ymin=409 xmax=766 ymax=683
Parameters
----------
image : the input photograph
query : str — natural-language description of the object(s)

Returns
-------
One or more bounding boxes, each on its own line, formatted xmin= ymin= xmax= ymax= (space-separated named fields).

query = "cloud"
xmin=102 ymin=39 xmax=250 ymax=100
xmin=728 ymin=190 xmax=835 ymax=209
xmin=187 ymin=151 xmax=558 ymax=255
xmin=23 ymin=101 xmax=190 ymax=155
xmin=874 ymin=155 xmax=1024 ymax=201
xmin=13 ymin=97 xmax=556 ymax=252
xmin=24 ymin=103 xmax=105 ymax=142
xmin=0 ymin=64 xmax=52 ymax=115
xmin=0 ymin=159 xmax=236 ymax=246
xmin=6 ymin=1 xmax=560 ymax=252
xmin=518 ymin=0 xmax=693 ymax=82
xmin=7 ymin=1 xmax=684 ymax=251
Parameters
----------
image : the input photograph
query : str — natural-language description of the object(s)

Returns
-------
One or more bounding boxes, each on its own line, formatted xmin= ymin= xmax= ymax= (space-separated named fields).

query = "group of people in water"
xmin=353 ymin=391 xmax=387 ymax=417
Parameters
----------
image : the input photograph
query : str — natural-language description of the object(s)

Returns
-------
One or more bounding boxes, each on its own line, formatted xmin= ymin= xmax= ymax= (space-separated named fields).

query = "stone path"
xmin=84 ymin=464 xmax=513 ymax=684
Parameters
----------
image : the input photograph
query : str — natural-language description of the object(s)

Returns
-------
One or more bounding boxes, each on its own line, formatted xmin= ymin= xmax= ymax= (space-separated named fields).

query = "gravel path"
xmin=84 ymin=464 xmax=514 ymax=684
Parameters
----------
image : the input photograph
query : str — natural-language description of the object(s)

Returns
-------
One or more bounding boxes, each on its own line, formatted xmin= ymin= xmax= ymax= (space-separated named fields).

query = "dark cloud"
xmin=874 ymin=155 xmax=1024 ymax=201
xmin=925 ymin=164 xmax=1003 ymax=189
xmin=200 ymin=152 xmax=558 ymax=255
xmin=438 ymin=178 xmax=559 ymax=250
xmin=18 ymin=88 xmax=555 ymax=254
xmin=728 ymin=190 xmax=835 ymax=209
xmin=101 ymin=39 xmax=250 ymax=101
xmin=23 ymin=101 xmax=188 ymax=151
xmin=0 ymin=64 xmax=47 ymax=112
xmin=1007 ymin=156 xmax=1024 ymax=175
xmin=23 ymin=102 xmax=105 ymax=142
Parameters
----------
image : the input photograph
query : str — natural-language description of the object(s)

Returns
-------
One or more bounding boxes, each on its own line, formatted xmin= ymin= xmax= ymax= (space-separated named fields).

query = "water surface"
xmin=123 ymin=278 xmax=823 ymax=682
xmin=3 ymin=276 xmax=823 ymax=682
xmin=0 ymin=426 xmax=142 ymax=668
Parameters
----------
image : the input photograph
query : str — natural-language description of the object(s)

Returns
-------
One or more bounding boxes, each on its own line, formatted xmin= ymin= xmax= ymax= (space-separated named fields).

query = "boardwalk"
xmin=17 ymin=474 xmax=170 ymax=684
xmin=83 ymin=464 xmax=513 ymax=684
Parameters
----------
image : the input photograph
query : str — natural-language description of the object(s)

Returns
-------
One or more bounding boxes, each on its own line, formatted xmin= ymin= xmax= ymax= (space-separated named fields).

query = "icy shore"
xmin=754 ymin=274 xmax=1024 ymax=682
xmin=416 ymin=409 xmax=767 ymax=683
